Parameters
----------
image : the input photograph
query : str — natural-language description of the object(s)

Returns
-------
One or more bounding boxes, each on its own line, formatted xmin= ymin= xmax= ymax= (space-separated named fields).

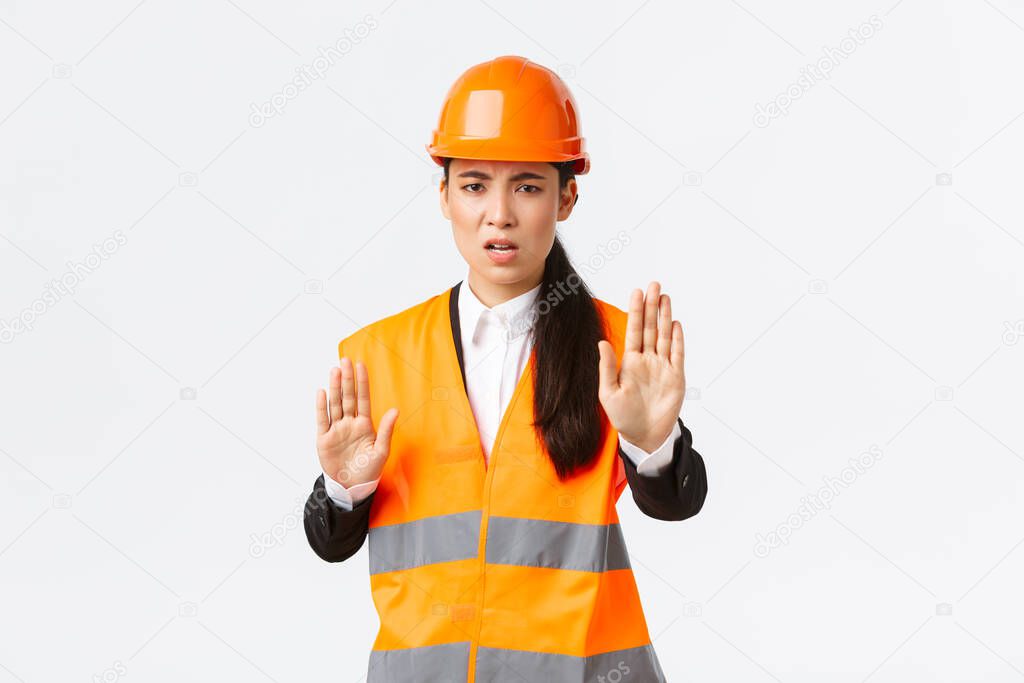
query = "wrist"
xmin=621 ymin=427 xmax=673 ymax=454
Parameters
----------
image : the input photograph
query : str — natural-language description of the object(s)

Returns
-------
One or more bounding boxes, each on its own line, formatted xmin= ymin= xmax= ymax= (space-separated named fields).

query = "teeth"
xmin=489 ymin=244 xmax=513 ymax=250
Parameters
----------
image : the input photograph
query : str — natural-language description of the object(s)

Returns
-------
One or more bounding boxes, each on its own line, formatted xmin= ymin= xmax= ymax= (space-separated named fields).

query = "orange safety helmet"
xmin=425 ymin=55 xmax=590 ymax=174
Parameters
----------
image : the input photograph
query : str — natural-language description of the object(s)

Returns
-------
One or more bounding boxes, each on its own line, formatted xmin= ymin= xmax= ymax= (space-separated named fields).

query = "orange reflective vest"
xmin=338 ymin=284 xmax=666 ymax=682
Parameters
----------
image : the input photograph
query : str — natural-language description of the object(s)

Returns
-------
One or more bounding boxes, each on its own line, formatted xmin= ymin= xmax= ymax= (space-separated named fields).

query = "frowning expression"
xmin=440 ymin=158 xmax=577 ymax=288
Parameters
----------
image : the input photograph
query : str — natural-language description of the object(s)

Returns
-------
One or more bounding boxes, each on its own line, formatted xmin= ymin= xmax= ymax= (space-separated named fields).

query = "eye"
xmin=518 ymin=184 xmax=540 ymax=193
xmin=462 ymin=183 xmax=484 ymax=193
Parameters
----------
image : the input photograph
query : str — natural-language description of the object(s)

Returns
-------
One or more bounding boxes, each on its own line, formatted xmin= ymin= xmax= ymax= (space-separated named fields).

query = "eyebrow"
xmin=456 ymin=170 xmax=548 ymax=181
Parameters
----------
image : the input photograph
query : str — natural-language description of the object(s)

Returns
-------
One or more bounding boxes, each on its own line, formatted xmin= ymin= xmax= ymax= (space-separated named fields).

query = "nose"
xmin=485 ymin=187 xmax=514 ymax=229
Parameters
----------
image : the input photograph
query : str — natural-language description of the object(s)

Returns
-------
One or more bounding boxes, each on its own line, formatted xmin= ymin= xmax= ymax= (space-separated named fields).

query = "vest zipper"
xmin=466 ymin=444 xmax=496 ymax=683
xmin=465 ymin=360 xmax=530 ymax=683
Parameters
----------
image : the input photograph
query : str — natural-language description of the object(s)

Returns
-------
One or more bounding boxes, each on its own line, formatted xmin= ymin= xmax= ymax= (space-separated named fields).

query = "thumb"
xmin=374 ymin=407 xmax=400 ymax=458
xmin=597 ymin=340 xmax=619 ymax=399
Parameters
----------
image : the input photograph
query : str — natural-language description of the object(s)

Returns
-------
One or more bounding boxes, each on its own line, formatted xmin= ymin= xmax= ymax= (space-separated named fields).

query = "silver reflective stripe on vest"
xmin=474 ymin=644 xmax=666 ymax=682
xmin=484 ymin=516 xmax=631 ymax=572
xmin=368 ymin=510 xmax=481 ymax=574
xmin=367 ymin=641 xmax=470 ymax=682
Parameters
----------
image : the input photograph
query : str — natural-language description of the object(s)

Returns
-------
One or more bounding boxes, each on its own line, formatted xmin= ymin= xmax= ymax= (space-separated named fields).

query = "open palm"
xmin=597 ymin=282 xmax=686 ymax=453
xmin=315 ymin=357 xmax=399 ymax=487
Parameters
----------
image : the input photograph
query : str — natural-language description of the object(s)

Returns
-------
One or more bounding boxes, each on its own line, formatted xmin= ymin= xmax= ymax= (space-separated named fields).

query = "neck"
xmin=466 ymin=268 xmax=543 ymax=308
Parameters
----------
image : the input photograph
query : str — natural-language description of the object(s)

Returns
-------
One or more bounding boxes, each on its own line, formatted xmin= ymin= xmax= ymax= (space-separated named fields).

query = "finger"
xmin=656 ymin=294 xmax=672 ymax=359
xmin=328 ymin=366 xmax=342 ymax=423
xmin=356 ymin=361 xmax=372 ymax=419
xmin=340 ymin=356 xmax=357 ymax=417
xmin=374 ymin=408 xmax=400 ymax=459
xmin=316 ymin=388 xmax=330 ymax=435
xmin=597 ymin=340 xmax=620 ymax=399
xmin=670 ymin=321 xmax=685 ymax=371
xmin=624 ymin=288 xmax=644 ymax=353
xmin=642 ymin=281 xmax=660 ymax=352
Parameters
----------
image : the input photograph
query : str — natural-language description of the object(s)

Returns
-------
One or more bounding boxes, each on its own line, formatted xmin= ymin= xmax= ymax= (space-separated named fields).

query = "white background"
xmin=1 ymin=1 xmax=1023 ymax=681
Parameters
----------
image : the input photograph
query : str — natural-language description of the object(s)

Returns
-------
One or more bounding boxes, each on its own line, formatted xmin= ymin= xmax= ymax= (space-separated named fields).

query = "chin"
xmin=484 ymin=261 xmax=533 ymax=279
xmin=467 ymin=261 xmax=520 ymax=285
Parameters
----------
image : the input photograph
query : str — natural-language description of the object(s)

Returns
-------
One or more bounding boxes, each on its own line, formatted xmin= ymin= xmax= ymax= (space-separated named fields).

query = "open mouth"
xmin=485 ymin=239 xmax=518 ymax=252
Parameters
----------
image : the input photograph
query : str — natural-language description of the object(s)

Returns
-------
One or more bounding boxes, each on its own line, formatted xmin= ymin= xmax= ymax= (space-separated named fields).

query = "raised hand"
xmin=597 ymin=282 xmax=686 ymax=453
xmin=315 ymin=357 xmax=399 ymax=488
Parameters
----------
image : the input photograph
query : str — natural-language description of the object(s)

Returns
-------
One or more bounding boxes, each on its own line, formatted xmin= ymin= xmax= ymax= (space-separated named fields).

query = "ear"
xmin=557 ymin=177 xmax=578 ymax=221
xmin=439 ymin=177 xmax=451 ymax=220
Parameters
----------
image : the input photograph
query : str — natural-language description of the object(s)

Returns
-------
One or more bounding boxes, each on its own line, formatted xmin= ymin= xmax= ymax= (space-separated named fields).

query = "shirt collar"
xmin=459 ymin=270 xmax=543 ymax=343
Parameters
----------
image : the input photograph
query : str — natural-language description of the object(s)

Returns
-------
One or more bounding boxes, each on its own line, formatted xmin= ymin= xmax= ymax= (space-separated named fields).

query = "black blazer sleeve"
xmin=303 ymin=472 xmax=374 ymax=562
xmin=619 ymin=417 xmax=707 ymax=521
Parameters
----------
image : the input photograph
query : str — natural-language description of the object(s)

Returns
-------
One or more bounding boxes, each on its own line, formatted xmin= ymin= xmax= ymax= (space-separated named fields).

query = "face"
xmin=440 ymin=158 xmax=577 ymax=298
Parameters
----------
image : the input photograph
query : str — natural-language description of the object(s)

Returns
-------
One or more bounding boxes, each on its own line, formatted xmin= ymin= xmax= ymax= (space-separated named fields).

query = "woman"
xmin=304 ymin=55 xmax=707 ymax=682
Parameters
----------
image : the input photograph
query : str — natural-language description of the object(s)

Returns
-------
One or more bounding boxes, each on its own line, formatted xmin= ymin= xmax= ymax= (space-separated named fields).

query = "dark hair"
xmin=442 ymin=158 xmax=606 ymax=479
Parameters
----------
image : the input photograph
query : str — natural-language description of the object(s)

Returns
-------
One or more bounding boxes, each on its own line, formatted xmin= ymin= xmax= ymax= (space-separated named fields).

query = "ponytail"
xmin=442 ymin=158 xmax=607 ymax=479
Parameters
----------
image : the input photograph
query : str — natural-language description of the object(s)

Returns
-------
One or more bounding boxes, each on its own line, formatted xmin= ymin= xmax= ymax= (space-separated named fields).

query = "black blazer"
xmin=304 ymin=284 xmax=708 ymax=562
